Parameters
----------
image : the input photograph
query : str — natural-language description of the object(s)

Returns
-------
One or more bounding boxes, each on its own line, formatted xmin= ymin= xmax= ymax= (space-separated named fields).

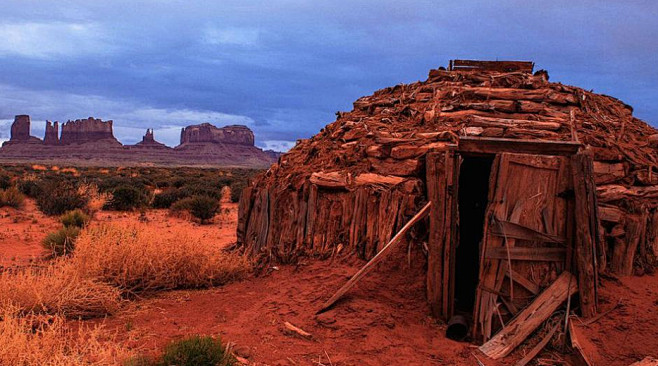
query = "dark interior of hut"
xmin=455 ymin=155 xmax=494 ymax=316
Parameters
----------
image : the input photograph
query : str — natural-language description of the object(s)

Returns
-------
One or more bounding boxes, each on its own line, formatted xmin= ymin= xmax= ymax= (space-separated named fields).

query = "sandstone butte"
xmin=0 ymin=115 xmax=279 ymax=168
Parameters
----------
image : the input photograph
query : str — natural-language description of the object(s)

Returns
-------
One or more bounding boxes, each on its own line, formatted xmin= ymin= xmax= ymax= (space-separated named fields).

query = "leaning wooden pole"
xmin=316 ymin=201 xmax=432 ymax=314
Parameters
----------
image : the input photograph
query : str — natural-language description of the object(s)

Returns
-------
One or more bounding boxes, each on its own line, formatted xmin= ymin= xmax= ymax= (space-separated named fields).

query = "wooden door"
xmin=426 ymin=150 xmax=460 ymax=319
xmin=473 ymin=153 xmax=572 ymax=342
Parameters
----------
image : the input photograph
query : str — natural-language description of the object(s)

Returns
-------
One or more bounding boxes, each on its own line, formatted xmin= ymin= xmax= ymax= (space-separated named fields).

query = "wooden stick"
xmin=316 ymin=202 xmax=432 ymax=314
xmin=515 ymin=324 xmax=559 ymax=366
xmin=284 ymin=321 xmax=312 ymax=339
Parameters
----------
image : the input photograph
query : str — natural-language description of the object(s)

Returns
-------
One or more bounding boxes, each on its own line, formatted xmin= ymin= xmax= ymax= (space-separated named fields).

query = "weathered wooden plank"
xmin=426 ymin=153 xmax=444 ymax=318
xmin=354 ymin=173 xmax=405 ymax=187
xmin=611 ymin=215 xmax=644 ymax=276
xmin=514 ymin=324 xmax=559 ymax=366
xmin=491 ymin=219 xmax=565 ymax=243
xmin=485 ymin=247 xmax=566 ymax=261
xmin=458 ymin=136 xmax=581 ymax=156
xmin=479 ymin=271 xmax=578 ymax=359
xmin=571 ymin=154 xmax=598 ymax=317
xmin=598 ymin=204 xmax=625 ymax=223
xmin=470 ymin=115 xmax=562 ymax=131
xmin=309 ymin=172 xmax=348 ymax=189
xmin=506 ymin=268 xmax=539 ymax=295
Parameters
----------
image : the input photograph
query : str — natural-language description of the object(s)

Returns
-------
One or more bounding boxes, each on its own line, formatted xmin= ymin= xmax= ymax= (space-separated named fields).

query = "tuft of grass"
xmin=42 ymin=226 xmax=81 ymax=257
xmin=0 ymin=307 xmax=131 ymax=365
xmin=0 ymin=186 xmax=25 ymax=209
xmin=60 ymin=209 xmax=90 ymax=228
xmin=159 ymin=335 xmax=235 ymax=366
xmin=73 ymin=224 xmax=250 ymax=294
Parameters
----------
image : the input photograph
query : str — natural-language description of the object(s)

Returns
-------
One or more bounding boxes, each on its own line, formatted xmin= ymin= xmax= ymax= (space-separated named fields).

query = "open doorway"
xmin=454 ymin=155 xmax=494 ymax=315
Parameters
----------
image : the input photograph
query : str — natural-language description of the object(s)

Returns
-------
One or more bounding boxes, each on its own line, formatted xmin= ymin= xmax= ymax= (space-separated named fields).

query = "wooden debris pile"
xmin=237 ymin=63 xmax=658 ymax=274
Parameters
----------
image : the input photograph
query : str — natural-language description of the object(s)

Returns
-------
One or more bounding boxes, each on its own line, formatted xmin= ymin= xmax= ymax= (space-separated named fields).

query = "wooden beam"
xmin=506 ymin=268 xmax=539 ymax=295
xmin=485 ymin=247 xmax=566 ymax=262
xmin=458 ymin=136 xmax=581 ymax=156
xmin=479 ymin=271 xmax=578 ymax=359
xmin=317 ymin=202 xmax=431 ymax=314
xmin=491 ymin=219 xmax=565 ymax=243
xmin=571 ymin=154 xmax=599 ymax=317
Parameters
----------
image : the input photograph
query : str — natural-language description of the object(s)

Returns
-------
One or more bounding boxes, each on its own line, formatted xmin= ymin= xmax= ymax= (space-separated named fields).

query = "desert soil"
xmin=2 ymin=200 xmax=657 ymax=365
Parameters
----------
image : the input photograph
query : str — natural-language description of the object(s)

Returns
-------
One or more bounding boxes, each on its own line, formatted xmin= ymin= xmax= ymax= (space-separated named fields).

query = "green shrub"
xmin=0 ymin=172 xmax=11 ymax=190
xmin=160 ymin=336 xmax=234 ymax=366
xmin=104 ymin=185 xmax=149 ymax=211
xmin=170 ymin=197 xmax=194 ymax=212
xmin=61 ymin=209 xmax=90 ymax=228
xmin=36 ymin=181 xmax=88 ymax=216
xmin=42 ymin=226 xmax=81 ymax=257
xmin=17 ymin=178 xmax=42 ymax=197
xmin=229 ymin=181 xmax=247 ymax=203
xmin=0 ymin=186 xmax=25 ymax=209
xmin=171 ymin=196 xmax=219 ymax=224
xmin=153 ymin=189 xmax=185 ymax=209
xmin=189 ymin=196 xmax=220 ymax=224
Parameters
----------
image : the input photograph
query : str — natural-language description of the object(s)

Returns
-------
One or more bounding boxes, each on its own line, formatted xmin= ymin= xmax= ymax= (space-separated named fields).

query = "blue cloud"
xmin=0 ymin=0 xmax=656 ymax=151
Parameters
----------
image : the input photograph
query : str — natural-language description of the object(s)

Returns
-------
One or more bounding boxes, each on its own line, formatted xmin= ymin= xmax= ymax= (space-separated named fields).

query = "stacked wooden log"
xmin=237 ymin=65 xmax=658 ymax=275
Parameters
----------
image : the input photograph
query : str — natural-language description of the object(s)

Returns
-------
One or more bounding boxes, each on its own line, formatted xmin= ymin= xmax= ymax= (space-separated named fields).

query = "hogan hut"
xmin=236 ymin=60 xmax=658 ymax=353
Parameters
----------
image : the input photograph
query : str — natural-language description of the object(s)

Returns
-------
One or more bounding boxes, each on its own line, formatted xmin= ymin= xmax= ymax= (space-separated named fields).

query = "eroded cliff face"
xmin=43 ymin=121 xmax=59 ymax=145
xmin=10 ymin=115 xmax=31 ymax=141
xmin=59 ymin=117 xmax=120 ymax=145
xmin=3 ymin=115 xmax=42 ymax=146
xmin=0 ymin=117 xmax=277 ymax=168
xmin=179 ymin=123 xmax=255 ymax=146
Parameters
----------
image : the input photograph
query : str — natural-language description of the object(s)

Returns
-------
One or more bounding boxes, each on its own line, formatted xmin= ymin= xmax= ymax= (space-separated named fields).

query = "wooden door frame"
xmin=426 ymin=138 xmax=597 ymax=329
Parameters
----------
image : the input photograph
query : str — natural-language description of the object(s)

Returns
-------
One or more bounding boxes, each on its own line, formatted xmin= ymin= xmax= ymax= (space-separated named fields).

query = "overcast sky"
xmin=0 ymin=1 xmax=656 ymax=150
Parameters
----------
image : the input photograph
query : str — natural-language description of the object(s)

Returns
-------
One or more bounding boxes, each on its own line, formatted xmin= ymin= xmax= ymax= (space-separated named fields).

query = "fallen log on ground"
xmin=479 ymin=271 xmax=578 ymax=359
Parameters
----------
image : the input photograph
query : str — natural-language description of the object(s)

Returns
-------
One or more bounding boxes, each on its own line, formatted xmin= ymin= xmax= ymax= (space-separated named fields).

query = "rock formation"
xmin=0 ymin=117 xmax=277 ymax=168
xmin=134 ymin=129 xmax=169 ymax=149
xmin=43 ymin=121 xmax=59 ymax=145
xmin=10 ymin=115 xmax=31 ymax=141
xmin=59 ymin=117 xmax=120 ymax=145
xmin=179 ymin=123 xmax=255 ymax=146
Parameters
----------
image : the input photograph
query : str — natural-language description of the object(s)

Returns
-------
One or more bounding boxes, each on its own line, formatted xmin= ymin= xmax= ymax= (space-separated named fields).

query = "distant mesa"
xmin=0 ymin=115 xmax=278 ymax=168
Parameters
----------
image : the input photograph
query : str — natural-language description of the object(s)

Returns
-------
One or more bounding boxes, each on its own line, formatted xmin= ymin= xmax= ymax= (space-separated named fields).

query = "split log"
xmin=317 ymin=202 xmax=431 ymax=314
xmin=309 ymin=172 xmax=348 ymax=189
xmin=572 ymin=153 xmax=599 ymax=317
xmin=611 ymin=215 xmax=644 ymax=276
xmin=354 ymin=173 xmax=405 ymax=187
xmin=470 ymin=115 xmax=562 ymax=131
xmin=365 ymin=145 xmax=387 ymax=158
xmin=593 ymin=161 xmax=626 ymax=184
xmin=389 ymin=142 xmax=448 ymax=159
xmin=479 ymin=271 xmax=578 ymax=359
xmin=597 ymin=184 xmax=658 ymax=203
xmin=368 ymin=157 xmax=421 ymax=176
xmin=598 ymin=204 xmax=625 ymax=223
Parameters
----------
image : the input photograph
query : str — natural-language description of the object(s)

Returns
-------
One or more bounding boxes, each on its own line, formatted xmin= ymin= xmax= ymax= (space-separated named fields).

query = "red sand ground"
xmin=2 ymin=200 xmax=657 ymax=365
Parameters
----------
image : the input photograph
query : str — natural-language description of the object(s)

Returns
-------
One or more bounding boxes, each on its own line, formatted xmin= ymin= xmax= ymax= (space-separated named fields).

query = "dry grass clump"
xmin=0 ymin=306 xmax=132 ymax=365
xmin=0 ymin=224 xmax=248 ymax=321
xmin=73 ymin=224 xmax=250 ymax=295
xmin=0 ymin=263 xmax=121 ymax=318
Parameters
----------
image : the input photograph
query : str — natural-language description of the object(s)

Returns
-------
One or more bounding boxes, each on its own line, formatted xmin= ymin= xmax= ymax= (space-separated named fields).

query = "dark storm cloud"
xmin=0 ymin=0 xmax=656 ymax=150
